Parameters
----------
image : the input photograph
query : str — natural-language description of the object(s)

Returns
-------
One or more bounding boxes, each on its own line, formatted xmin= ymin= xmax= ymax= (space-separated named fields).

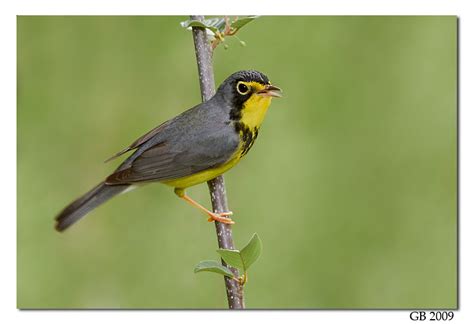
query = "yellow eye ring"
xmin=236 ymin=81 xmax=251 ymax=95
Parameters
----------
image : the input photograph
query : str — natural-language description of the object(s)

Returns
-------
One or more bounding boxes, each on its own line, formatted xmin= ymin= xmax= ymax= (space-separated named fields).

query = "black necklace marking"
xmin=234 ymin=122 xmax=259 ymax=157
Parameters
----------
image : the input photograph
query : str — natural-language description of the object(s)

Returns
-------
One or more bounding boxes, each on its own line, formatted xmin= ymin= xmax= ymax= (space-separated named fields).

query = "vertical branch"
xmin=190 ymin=15 xmax=245 ymax=309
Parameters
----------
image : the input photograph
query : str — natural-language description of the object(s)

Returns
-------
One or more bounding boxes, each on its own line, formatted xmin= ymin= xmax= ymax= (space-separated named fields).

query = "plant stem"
xmin=190 ymin=15 xmax=245 ymax=309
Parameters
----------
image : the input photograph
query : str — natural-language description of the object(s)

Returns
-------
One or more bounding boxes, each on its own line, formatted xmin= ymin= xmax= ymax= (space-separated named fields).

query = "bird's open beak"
xmin=257 ymin=84 xmax=283 ymax=98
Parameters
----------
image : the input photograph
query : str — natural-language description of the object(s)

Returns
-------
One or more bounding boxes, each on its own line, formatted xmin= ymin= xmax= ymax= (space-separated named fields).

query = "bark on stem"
xmin=190 ymin=15 xmax=245 ymax=309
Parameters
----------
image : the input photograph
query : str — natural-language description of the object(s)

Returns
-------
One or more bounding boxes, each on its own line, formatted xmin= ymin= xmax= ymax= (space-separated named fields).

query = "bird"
xmin=55 ymin=70 xmax=282 ymax=232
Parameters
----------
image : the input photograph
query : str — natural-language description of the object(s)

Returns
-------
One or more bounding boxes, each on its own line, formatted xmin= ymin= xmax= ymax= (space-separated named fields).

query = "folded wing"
xmin=106 ymin=128 xmax=239 ymax=184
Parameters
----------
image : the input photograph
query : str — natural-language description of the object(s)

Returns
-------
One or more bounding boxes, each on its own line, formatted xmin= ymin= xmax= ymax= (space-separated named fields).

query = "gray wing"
xmin=105 ymin=125 xmax=239 ymax=184
xmin=104 ymin=121 xmax=170 ymax=163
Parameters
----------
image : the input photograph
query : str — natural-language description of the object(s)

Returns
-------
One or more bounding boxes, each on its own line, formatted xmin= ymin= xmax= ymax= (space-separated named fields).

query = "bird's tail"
xmin=55 ymin=181 xmax=129 ymax=232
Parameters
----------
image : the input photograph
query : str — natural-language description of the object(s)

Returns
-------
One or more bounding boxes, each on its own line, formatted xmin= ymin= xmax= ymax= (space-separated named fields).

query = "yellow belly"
xmin=161 ymin=154 xmax=241 ymax=189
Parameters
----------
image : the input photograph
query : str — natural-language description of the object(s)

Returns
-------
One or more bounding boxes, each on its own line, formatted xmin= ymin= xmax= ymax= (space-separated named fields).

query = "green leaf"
xmin=194 ymin=260 xmax=235 ymax=278
xmin=216 ymin=249 xmax=244 ymax=270
xmin=230 ymin=16 xmax=259 ymax=32
xmin=180 ymin=18 xmax=225 ymax=34
xmin=240 ymin=233 xmax=262 ymax=270
xmin=203 ymin=17 xmax=227 ymax=33
xmin=216 ymin=233 xmax=263 ymax=272
xmin=180 ymin=16 xmax=259 ymax=35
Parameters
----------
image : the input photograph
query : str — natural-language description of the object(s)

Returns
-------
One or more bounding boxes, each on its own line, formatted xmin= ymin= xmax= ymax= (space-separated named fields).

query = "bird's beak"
xmin=257 ymin=84 xmax=283 ymax=98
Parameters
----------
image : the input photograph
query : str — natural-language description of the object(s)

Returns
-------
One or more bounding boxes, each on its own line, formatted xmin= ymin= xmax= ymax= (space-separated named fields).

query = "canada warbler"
xmin=55 ymin=70 xmax=282 ymax=231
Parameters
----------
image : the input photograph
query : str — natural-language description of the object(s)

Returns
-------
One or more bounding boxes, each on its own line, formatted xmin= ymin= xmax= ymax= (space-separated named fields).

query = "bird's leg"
xmin=174 ymin=188 xmax=235 ymax=224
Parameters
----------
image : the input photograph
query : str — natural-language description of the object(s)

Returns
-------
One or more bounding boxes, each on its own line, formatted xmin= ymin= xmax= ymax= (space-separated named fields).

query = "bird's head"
xmin=217 ymin=70 xmax=282 ymax=104
xmin=216 ymin=70 xmax=282 ymax=128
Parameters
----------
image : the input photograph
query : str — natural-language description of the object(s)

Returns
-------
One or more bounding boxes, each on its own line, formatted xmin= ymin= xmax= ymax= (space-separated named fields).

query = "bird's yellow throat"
xmin=239 ymin=81 xmax=273 ymax=130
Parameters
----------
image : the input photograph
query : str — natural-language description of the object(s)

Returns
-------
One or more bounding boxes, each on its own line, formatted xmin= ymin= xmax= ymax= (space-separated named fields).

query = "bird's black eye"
xmin=236 ymin=82 xmax=250 ymax=95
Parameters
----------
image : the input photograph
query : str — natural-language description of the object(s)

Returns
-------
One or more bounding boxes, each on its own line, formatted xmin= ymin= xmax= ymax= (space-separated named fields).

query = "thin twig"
xmin=190 ymin=15 xmax=245 ymax=309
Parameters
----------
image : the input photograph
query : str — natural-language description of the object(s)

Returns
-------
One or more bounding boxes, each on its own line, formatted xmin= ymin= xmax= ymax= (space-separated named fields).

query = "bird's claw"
xmin=207 ymin=211 xmax=235 ymax=224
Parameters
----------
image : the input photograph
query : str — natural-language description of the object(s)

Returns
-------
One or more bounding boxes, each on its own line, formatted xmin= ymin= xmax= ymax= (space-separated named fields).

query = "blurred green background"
xmin=17 ymin=16 xmax=457 ymax=309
